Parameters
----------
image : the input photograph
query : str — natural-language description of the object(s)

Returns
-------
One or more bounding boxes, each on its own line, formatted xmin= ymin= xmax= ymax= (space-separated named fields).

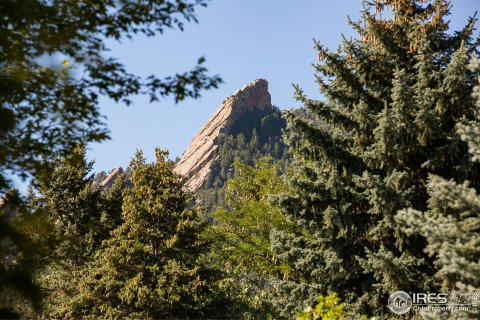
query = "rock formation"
xmin=100 ymin=166 xmax=123 ymax=190
xmin=174 ymin=79 xmax=272 ymax=193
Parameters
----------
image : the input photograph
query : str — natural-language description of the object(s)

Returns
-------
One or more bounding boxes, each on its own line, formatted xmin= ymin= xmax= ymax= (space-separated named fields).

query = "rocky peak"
xmin=174 ymin=79 xmax=272 ymax=193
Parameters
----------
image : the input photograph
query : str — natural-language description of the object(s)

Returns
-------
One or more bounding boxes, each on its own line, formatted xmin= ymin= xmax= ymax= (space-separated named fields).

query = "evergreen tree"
xmin=272 ymin=0 xmax=479 ymax=317
xmin=30 ymin=145 xmax=125 ymax=317
xmin=396 ymin=57 xmax=480 ymax=319
xmin=66 ymin=149 xmax=221 ymax=319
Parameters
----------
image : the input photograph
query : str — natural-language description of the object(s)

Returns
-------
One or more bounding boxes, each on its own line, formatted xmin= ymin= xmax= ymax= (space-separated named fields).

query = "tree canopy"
xmin=64 ymin=149 xmax=221 ymax=319
xmin=0 ymin=1 xmax=220 ymax=317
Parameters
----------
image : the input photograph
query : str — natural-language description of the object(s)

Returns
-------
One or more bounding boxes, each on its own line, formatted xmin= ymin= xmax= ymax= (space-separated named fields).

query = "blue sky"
xmin=69 ymin=1 xmax=480 ymax=174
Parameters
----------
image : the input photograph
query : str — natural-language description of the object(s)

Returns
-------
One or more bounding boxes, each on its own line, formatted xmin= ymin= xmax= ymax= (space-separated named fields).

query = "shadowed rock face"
xmin=174 ymin=79 xmax=272 ymax=193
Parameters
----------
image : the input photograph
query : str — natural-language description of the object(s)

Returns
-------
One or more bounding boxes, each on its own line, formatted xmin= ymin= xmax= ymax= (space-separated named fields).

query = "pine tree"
xmin=396 ymin=57 xmax=480 ymax=319
xmin=272 ymin=0 xmax=479 ymax=317
xmin=30 ymin=145 xmax=125 ymax=317
xmin=65 ymin=149 xmax=221 ymax=319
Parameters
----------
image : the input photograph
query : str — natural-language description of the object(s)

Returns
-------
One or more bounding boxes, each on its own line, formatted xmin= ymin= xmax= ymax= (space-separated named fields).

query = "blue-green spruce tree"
xmin=271 ymin=0 xmax=479 ymax=317
xmin=396 ymin=57 xmax=480 ymax=320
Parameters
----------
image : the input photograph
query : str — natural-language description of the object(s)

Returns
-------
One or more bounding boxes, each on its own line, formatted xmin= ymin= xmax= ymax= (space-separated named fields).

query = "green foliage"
xmin=198 ymin=106 xmax=289 ymax=212
xmin=64 ymin=149 xmax=224 ymax=319
xmin=272 ymin=0 xmax=479 ymax=317
xmin=0 ymin=1 xmax=221 ymax=315
xmin=28 ymin=145 xmax=125 ymax=318
xmin=0 ymin=190 xmax=49 ymax=318
xmin=396 ymin=57 xmax=480 ymax=319
xmin=208 ymin=157 xmax=294 ymax=318
xmin=0 ymin=0 xmax=222 ymax=188
xmin=296 ymin=294 xmax=346 ymax=320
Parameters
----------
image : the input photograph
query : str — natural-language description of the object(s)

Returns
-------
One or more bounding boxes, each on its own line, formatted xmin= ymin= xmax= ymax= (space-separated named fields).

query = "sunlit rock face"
xmin=174 ymin=79 xmax=272 ymax=193
xmin=100 ymin=167 xmax=123 ymax=190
